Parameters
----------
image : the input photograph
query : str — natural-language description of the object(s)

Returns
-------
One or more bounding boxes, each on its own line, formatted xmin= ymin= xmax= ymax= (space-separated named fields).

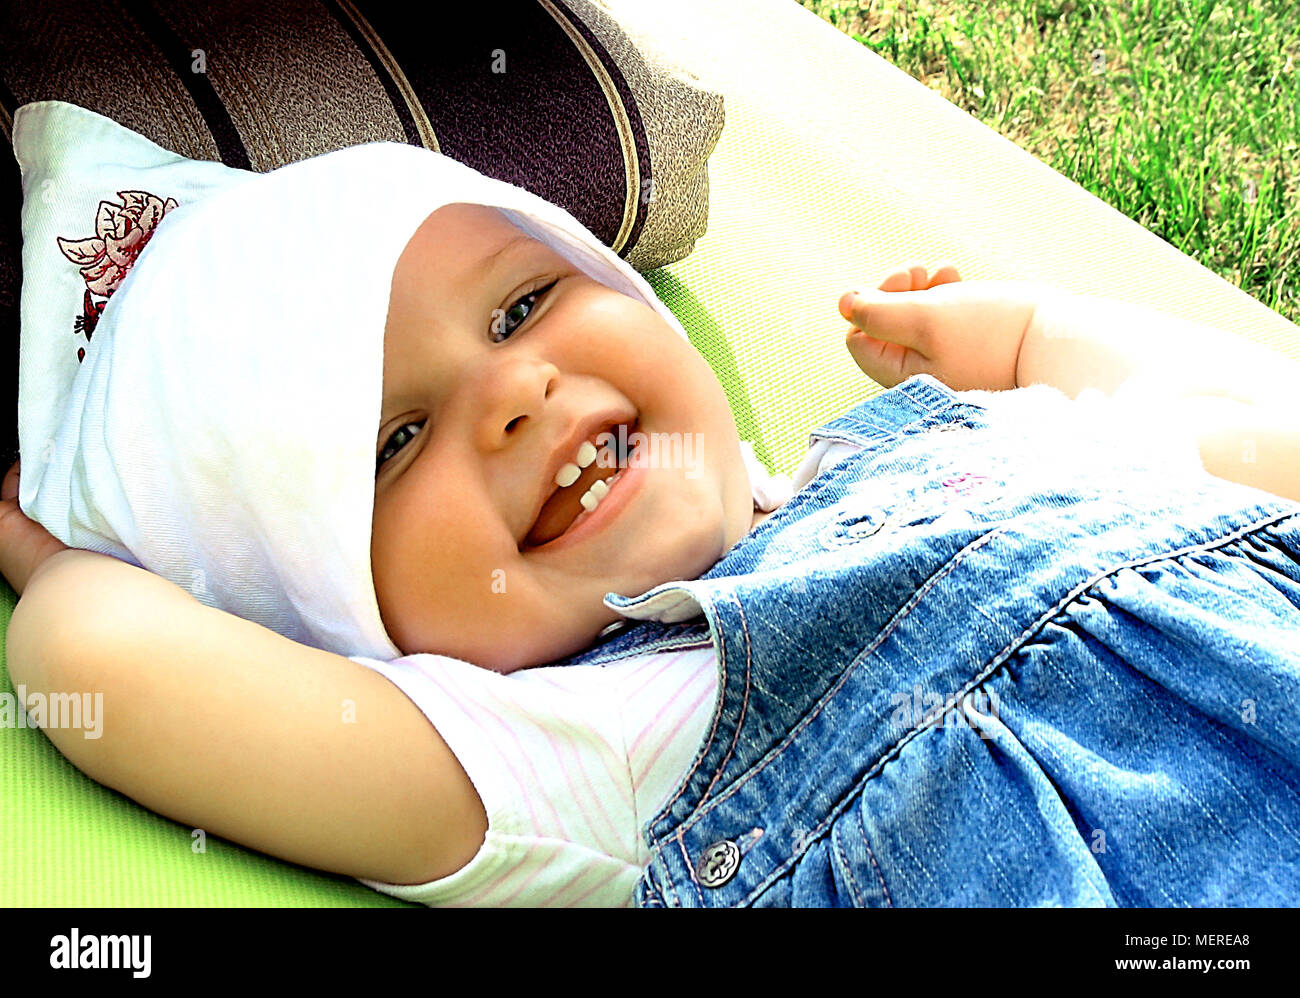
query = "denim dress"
xmin=555 ymin=374 xmax=1300 ymax=907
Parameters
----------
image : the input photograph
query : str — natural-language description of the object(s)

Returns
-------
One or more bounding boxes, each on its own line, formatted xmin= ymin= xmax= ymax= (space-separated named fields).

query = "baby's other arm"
xmin=841 ymin=266 xmax=1300 ymax=504
xmin=1018 ymin=290 xmax=1300 ymax=503
xmin=1017 ymin=289 xmax=1300 ymax=411
xmin=6 ymin=549 xmax=487 ymax=886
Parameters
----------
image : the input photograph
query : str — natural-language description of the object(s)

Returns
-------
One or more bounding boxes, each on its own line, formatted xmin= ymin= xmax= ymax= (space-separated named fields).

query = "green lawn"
xmin=796 ymin=0 xmax=1299 ymax=325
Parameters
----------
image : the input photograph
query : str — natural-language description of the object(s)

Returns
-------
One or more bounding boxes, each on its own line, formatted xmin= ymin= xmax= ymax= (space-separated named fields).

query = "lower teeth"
xmin=572 ymin=469 xmax=624 ymax=526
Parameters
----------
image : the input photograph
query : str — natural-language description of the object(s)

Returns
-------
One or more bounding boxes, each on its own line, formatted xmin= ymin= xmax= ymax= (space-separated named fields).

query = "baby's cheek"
xmin=634 ymin=475 xmax=732 ymax=584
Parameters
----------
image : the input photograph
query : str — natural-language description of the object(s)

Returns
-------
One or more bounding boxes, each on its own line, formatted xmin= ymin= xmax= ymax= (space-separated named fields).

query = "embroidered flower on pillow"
xmin=56 ymin=190 xmax=178 ymax=359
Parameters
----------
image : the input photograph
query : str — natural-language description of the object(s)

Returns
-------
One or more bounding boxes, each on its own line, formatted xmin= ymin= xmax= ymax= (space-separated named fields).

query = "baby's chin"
xmin=501 ymin=455 xmax=751 ymax=670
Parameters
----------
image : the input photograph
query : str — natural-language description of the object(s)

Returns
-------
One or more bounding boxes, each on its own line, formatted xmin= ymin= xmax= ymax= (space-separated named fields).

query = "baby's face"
xmin=372 ymin=203 xmax=754 ymax=672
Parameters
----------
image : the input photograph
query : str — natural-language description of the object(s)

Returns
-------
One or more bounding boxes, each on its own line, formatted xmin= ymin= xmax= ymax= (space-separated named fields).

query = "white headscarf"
xmin=18 ymin=142 xmax=691 ymax=660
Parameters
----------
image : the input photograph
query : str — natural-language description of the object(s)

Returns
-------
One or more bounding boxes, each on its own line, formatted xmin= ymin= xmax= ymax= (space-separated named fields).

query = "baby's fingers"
xmin=0 ymin=465 xmax=70 ymax=597
xmin=873 ymin=262 xmax=962 ymax=293
xmin=839 ymin=290 xmax=937 ymax=388
xmin=847 ymin=326 xmax=938 ymax=389
xmin=875 ymin=262 xmax=928 ymax=293
xmin=2 ymin=459 xmax=18 ymax=502
xmin=839 ymin=289 xmax=934 ymax=348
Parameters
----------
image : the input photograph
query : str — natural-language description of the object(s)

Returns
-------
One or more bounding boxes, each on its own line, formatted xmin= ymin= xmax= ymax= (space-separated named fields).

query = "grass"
xmin=795 ymin=0 xmax=1299 ymax=325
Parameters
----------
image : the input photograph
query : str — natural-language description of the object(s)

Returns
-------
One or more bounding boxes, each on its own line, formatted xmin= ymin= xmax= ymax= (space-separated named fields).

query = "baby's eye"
xmin=492 ymin=280 xmax=558 ymax=343
xmin=376 ymin=420 xmax=425 ymax=475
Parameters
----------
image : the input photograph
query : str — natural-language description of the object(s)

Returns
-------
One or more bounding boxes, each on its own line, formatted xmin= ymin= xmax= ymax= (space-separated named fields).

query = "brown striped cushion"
xmin=0 ymin=0 xmax=725 ymax=465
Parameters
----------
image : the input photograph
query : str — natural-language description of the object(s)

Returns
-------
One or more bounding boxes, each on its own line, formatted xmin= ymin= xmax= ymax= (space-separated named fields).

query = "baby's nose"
xmin=475 ymin=358 xmax=560 ymax=450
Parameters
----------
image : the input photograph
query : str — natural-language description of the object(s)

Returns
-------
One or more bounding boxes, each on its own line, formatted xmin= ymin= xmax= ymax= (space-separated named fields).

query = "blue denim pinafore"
xmin=558 ymin=374 xmax=1300 ymax=906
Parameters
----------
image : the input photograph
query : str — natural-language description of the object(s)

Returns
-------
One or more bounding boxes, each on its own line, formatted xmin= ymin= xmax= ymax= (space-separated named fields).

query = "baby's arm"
xmin=841 ymin=265 xmax=1300 ymax=504
xmin=7 ymin=548 xmax=486 ymax=886
xmin=1017 ymin=289 xmax=1300 ymax=503
xmin=1017 ymin=289 xmax=1300 ymax=413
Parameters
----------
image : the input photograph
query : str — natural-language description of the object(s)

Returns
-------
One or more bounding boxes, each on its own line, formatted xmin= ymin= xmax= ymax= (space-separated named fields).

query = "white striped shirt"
xmin=349 ymin=639 xmax=721 ymax=906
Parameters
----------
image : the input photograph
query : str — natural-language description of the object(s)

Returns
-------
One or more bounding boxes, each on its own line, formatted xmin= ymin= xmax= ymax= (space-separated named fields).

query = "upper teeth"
xmin=554 ymin=440 xmax=598 ymax=487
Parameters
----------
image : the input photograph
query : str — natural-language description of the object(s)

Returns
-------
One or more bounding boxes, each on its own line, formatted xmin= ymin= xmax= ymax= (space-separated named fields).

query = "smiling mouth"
xmin=524 ymin=422 xmax=635 ymax=548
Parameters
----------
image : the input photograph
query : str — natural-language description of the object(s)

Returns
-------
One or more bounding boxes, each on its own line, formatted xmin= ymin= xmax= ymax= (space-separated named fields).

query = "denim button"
xmin=697 ymin=840 xmax=741 ymax=888
xmin=819 ymin=511 xmax=884 ymax=548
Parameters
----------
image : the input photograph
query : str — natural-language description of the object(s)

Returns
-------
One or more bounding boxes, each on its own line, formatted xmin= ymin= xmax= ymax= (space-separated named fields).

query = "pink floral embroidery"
xmin=57 ymin=190 xmax=179 ymax=362
xmin=941 ymin=471 xmax=992 ymax=502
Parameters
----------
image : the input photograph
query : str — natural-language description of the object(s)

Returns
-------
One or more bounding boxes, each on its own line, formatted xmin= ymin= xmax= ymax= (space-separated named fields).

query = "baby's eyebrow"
xmin=484 ymin=233 xmax=536 ymax=275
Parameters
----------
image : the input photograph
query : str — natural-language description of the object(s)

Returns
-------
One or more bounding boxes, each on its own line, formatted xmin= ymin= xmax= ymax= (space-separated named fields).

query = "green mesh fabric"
xmin=4 ymin=0 xmax=1299 ymax=906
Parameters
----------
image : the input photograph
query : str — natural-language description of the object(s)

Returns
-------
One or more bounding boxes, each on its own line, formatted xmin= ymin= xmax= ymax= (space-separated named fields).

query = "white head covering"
xmin=18 ymin=142 xmax=692 ymax=660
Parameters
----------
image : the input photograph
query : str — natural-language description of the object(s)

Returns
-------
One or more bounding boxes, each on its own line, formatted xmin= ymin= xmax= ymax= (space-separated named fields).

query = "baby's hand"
xmin=0 ymin=459 xmax=70 ymax=598
xmin=839 ymin=263 xmax=1039 ymax=393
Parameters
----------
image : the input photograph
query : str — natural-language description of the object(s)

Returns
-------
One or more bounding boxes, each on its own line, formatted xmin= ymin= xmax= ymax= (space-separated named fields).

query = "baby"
xmin=5 ymin=197 xmax=1300 ymax=907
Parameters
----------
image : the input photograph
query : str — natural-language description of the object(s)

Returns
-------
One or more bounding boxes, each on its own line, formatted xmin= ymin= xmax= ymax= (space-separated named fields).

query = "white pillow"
xmin=13 ymin=100 xmax=256 ymax=466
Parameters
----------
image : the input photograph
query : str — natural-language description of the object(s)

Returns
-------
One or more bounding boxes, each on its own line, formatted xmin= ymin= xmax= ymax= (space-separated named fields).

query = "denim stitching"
xmin=643 ymin=386 xmax=1291 ymax=901
xmin=705 ymin=400 xmax=981 ymax=567
xmin=897 ymin=508 xmax=1300 ymax=820
xmin=637 ymin=863 xmax=661 ymax=907
xmin=696 ymin=590 xmax=753 ymax=810
xmin=677 ymin=524 xmax=1009 ymax=839
xmin=813 ymin=404 xmax=969 ymax=448
xmin=1116 ymin=529 xmax=1300 ymax=807
xmin=833 ymin=823 xmax=866 ymax=907
xmin=726 ymin=534 xmax=1012 ymax=903
xmin=577 ymin=633 xmax=711 ymax=668
xmin=858 ymin=806 xmax=894 ymax=908
xmin=1004 ymin=505 xmax=1300 ymax=689
xmin=635 ymin=406 xmax=979 ymax=827
xmin=1039 ymin=575 xmax=1271 ymax=884
xmin=706 ymin=452 xmax=854 ymax=562
xmin=675 ymin=832 xmax=703 ymax=908
xmin=654 ymin=599 xmax=731 ymax=821
xmin=654 ymin=843 xmax=680 ymax=909
xmin=819 ymin=398 xmax=975 ymax=448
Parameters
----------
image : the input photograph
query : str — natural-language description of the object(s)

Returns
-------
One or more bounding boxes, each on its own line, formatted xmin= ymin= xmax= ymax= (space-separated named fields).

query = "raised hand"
xmin=839 ymin=262 xmax=1038 ymax=393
